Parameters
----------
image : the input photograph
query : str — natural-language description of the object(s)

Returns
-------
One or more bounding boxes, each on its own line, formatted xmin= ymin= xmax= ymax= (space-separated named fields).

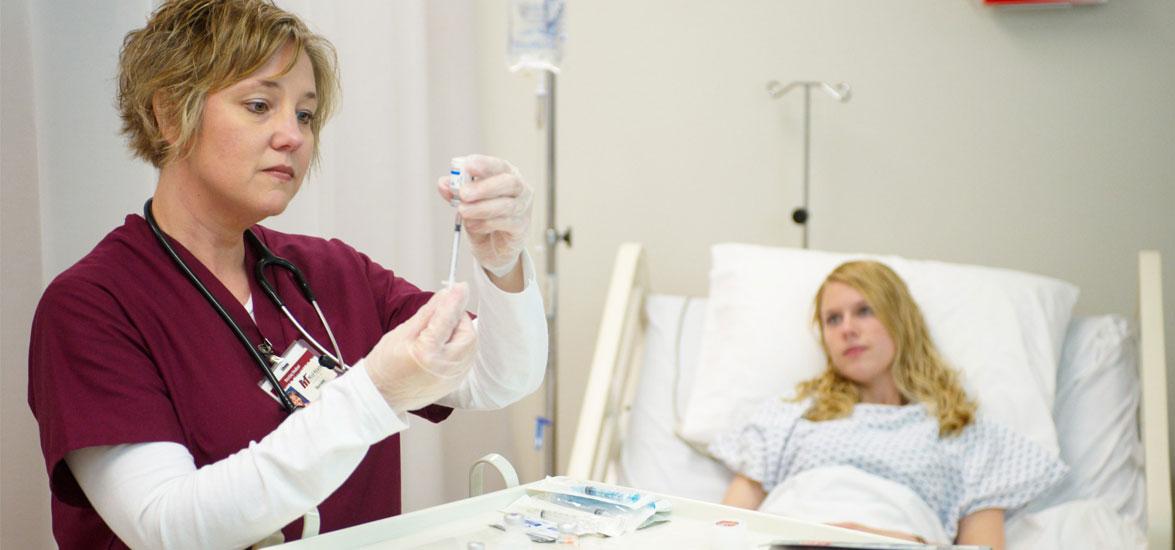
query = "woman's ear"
xmin=151 ymin=91 xmax=178 ymax=144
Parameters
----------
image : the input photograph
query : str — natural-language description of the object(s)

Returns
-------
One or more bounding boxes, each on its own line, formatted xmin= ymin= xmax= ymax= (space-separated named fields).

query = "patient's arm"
xmin=956 ymin=508 xmax=1005 ymax=550
xmin=721 ymin=474 xmax=767 ymax=509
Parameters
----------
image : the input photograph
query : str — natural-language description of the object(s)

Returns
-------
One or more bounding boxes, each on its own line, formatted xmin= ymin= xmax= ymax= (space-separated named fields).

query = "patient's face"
xmin=819 ymin=282 xmax=897 ymax=392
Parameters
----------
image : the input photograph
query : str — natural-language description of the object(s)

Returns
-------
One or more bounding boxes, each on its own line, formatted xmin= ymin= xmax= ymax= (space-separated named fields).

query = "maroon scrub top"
xmin=28 ymin=214 xmax=452 ymax=549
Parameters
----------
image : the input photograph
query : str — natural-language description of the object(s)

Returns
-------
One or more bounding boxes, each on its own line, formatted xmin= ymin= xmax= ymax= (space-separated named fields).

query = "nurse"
xmin=26 ymin=1 xmax=546 ymax=548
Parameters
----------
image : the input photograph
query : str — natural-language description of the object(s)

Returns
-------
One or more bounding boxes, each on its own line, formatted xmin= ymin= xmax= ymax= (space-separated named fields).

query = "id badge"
xmin=258 ymin=340 xmax=338 ymax=408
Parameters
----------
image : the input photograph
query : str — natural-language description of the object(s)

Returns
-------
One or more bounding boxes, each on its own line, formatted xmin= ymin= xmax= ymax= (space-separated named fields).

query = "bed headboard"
xmin=568 ymin=243 xmax=1171 ymax=548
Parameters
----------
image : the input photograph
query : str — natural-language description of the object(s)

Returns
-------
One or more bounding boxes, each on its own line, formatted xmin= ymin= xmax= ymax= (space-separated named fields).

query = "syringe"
xmin=445 ymin=213 xmax=462 ymax=289
xmin=445 ymin=160 xmax=466 ymax=288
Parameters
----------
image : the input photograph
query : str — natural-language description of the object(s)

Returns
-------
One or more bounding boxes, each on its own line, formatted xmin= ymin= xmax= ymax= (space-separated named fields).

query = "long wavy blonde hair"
xmin=794 ymin=260 xmax=976 ymax=437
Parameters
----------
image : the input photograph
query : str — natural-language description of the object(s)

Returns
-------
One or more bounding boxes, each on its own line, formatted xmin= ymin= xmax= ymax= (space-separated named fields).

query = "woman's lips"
xmin=263 ymin=166 xmax=294 ymax=181
xmin=844 ymin=345 xmax=866 ymax=357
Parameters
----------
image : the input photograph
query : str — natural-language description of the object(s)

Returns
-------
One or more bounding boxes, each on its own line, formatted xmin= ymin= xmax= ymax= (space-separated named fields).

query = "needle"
xmin=446 ymin=213 xmax=462 ymax=288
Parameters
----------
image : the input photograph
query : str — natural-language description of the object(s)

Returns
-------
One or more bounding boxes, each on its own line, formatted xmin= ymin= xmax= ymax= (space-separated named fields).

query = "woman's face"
xmin=173 ymin=43 xmax=317 ymax=226
xmin=819 ymin=281 xmax=897 ymax=390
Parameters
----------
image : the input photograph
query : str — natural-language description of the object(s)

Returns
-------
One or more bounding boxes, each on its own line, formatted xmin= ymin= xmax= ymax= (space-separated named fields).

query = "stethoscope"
xmin=144 ymin=199 xmax=346 ymax=412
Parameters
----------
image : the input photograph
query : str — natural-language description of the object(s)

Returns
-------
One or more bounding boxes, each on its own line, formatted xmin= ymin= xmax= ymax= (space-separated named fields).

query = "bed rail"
xmin=567 ymin=243 xmax=648 ymax=482
xmin=1139 ymin=250 xmax=1171 ymax=549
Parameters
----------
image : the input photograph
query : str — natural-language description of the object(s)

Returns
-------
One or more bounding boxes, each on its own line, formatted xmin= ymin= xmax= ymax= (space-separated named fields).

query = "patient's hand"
xmin=828 ymin=522 xmax=926 ymax=543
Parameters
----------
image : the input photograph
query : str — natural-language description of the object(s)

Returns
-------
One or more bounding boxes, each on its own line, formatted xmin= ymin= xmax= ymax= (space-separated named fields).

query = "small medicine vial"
xmin=449 ymin=158 xmax=466 ymax=206
xmin=555 ymin=522 xmax=578 ymax=546
xmin=501 ymin=512 xmax=530 ymax=549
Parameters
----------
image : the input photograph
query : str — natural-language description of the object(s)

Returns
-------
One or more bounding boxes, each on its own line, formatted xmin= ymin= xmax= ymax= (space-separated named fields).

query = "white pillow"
xmin=1044 ymin=315 xmax=1144 ymax=531
xmin=679 ymin=244 xmax=1079 ymax=455
xmin=617 ymin=295 xmax=730 ymax=502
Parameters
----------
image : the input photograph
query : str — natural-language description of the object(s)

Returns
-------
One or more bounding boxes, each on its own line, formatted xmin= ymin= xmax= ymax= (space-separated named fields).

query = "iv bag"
xmin=507 ymin=0 xmax=566 ymax=74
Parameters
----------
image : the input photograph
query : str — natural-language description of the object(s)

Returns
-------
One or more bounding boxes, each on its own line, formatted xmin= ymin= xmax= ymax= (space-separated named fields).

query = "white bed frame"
xmin=568 ymin=243 xmax=1172 ymax=549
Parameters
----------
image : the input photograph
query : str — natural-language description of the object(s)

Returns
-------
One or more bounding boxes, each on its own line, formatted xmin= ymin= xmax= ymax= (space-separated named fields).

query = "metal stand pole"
xmin=539 ymin=70 xmax=570 ymax=477
xmin=543 ymin=70 xmax=558 ymax=478
xmin=507 ymin=0 xmax=569 ymax=479
xmin=766 ymin=80 xmax=851 ymax=249
xmin=801 ymin=85 xmax=811 ymax=249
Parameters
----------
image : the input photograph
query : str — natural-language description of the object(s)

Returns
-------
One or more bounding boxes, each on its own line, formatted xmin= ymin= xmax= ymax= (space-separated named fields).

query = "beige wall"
xmin=470 ymin=0 xmax=1175 ymax=486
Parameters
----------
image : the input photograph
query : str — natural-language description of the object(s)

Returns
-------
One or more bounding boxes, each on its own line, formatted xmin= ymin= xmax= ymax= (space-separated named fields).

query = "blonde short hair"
xmin=794 ymin=260 xmax=977 ymax=437
xmin=118 ymin=0 xmax=339 ymax=167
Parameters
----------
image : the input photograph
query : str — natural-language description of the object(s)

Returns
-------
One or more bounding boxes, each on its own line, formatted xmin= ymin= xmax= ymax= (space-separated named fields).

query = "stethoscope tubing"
xmin=144 ymin=199 xmax=298 ymax=412
xmin=243 ymin=231 xmax=346 ymax=370
xmin=279 ymin=303 xmax=343 ymax=370
xmin=311 ymin=301 xmax=344 ymax=369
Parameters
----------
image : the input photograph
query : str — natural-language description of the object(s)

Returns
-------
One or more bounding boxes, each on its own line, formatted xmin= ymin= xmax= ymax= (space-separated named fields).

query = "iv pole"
xmin=766 ymin=80 xmax=851 ymax=249
xmin=537 ymin=69 xmax=571 ymax=477
xmin=509 ymin=0 xmax=568 ymax=478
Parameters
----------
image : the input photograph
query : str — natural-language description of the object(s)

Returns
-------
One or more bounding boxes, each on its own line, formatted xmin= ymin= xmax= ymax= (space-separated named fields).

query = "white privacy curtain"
xmin=277 ymin=0 xmax=482 ymax=515
xmin=1 ymin=1 xmax=479 ymax=547
xmin=275 ymin=1 xmax=480 ymax=289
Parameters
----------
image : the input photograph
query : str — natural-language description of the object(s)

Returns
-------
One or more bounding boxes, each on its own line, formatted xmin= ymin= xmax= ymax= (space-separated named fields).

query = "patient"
xmin=710 ymin=260 xmax=1066 ymax=550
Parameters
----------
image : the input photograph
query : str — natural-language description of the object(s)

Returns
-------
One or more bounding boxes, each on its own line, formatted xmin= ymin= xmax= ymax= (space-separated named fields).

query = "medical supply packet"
xmin=501 ymin=494 xmax=657 ymax=538
xmin=529 ymin=476 xmax=657 ymax=510
xmin=490 ymin=511 xmax=560 ymax=543
xmin=501 ymin=495 xmax=615 ymax=537
xmin=500 ymin=477 xmax=668 ymax=538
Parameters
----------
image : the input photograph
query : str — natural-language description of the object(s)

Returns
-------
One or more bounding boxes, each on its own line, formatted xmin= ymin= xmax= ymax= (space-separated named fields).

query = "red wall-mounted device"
xmin=984 ymin=0 xmax=1105 ymax=5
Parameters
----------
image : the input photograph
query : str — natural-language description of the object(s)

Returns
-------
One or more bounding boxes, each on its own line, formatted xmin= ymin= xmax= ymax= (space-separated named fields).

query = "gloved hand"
xmin=437 ymin=155 xmax=533 ymax=278
xmin=364 ymin=284 xmax=477 ymax=413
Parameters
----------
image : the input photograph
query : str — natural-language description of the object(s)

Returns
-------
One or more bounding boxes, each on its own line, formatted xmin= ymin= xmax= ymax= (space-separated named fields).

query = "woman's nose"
xmin=839 ymin=316 xmax=858 ymax=338
xmin=271 ymin=113 xmax=305 ymax=151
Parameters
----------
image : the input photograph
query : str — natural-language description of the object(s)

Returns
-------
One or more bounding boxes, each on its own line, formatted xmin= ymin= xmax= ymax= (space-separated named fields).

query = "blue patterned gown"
xmin=709 ymin=399 xmax=1067 ymax=540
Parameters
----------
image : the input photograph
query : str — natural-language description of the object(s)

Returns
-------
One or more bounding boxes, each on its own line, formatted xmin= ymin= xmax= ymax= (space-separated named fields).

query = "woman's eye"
xmin=858 ymin=305 xmax=873 ymax=316
xmin=245 ymin=100 xmax=269 ymax=114
xmin=297 ymin=110 xmax=315 ymax=125
xmin=825 ymin=313 xmax=841 ymax=326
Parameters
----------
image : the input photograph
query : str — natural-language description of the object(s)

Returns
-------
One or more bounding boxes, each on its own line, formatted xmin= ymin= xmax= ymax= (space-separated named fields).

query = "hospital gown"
xmin=708 ymin=399 xmax=1067 ymax=541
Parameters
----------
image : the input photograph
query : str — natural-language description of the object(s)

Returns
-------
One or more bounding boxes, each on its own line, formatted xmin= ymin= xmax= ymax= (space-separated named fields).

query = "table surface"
xmin=274 ymin=482 xmax=900 ymax=549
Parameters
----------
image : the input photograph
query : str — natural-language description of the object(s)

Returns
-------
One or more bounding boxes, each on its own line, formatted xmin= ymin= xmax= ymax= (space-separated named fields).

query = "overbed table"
xmin=274 ymin=481 xmax=897 ymax=549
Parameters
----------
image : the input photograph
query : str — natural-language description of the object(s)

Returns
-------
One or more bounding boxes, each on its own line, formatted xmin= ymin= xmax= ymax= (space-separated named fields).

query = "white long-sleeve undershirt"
xmin=65 ymin=253 xmax=546 ymax=549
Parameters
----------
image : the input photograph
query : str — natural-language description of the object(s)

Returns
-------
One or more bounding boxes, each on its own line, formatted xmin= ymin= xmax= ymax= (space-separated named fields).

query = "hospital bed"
xmin=568 ymin=243 xmax=1170 ymax=549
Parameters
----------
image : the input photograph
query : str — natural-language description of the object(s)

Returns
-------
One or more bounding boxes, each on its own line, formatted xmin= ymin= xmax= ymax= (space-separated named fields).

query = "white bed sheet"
xmin=618 ymin=294 xmax=1146 ymax=549
xmin=760 ymin=465 xmax=950 ymax=544
xmin=1007 ymin=499 xmax=1145 ymax=550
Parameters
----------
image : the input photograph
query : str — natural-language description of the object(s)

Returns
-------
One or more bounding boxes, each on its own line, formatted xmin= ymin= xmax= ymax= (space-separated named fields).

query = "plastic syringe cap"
xmin=504 ymin=512 xmax=526 ymax=527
